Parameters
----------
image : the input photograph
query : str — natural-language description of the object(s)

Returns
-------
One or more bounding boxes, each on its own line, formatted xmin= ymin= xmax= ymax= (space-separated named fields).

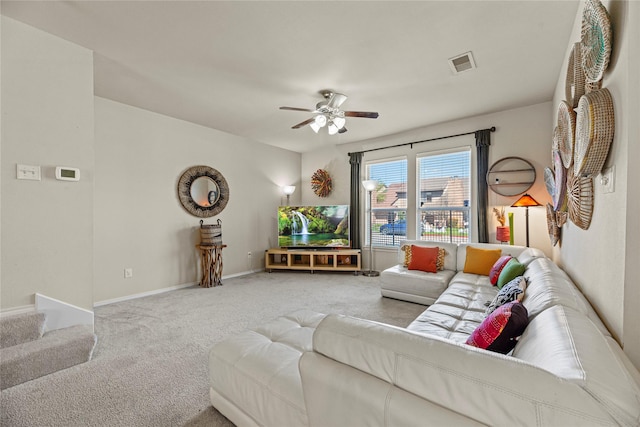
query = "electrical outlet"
xmin=601 ymin=166 xmax=615 ymax=193
xmin=124 ymin=268 xmax=133 ymax=278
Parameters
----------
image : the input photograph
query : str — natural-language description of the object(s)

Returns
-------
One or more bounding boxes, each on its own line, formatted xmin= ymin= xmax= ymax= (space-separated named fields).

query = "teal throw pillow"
xmin=497 ymin=259 xmax=526 ymax=289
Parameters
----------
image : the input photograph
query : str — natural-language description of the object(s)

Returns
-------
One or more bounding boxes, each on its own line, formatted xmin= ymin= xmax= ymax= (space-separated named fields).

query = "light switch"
xmin=16 ymin=164 xmax=41 ymax=181
xmin=601 ymin=166 xmax=615 ymax=193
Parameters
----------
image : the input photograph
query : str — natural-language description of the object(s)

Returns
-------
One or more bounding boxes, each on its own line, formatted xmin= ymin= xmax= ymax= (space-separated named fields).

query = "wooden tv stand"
xmin=265 ymin=248 xmax=361 ymax=274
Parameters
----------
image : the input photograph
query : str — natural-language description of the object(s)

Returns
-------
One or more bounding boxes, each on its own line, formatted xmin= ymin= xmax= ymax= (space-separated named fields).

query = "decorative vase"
xmin=496 ymin=226 xmax=510 ymax=243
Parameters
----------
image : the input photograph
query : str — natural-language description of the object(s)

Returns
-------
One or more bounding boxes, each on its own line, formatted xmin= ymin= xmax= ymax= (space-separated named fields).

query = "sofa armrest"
xmin=302 ymin=314 xmax=623 ymax=426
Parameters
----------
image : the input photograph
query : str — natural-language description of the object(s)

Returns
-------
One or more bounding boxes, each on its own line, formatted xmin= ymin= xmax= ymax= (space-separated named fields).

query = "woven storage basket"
xmin=546 ymin=203 xmax=560 ymax=246
xmin=581 ymin=0 xmax=612 ymax=84
xmin=567 ymin=170 xmax=594 ymax=230
xmin=565 ymin=43 xmax=585 ymax=108
xmin=557 ymin=101 xmax=576 ymax=168
xmin=200 ymin=219 xmax=222 ymax=246
xmin=585 ymin=80 xmax=603 ymax=93
xmin=553 ymin=150 xmax=567 ymax=211
xmin=574 ymin=88 xmax=614 ymax=177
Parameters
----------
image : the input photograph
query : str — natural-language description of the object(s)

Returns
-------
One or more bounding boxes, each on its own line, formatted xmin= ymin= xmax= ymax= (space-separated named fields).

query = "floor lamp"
xmin=511 ymin=193 xmax=541 ymax=247
xmin=282 ymin=185 xmax=295 ymax=205
xmin=362 ymin=180 xmax=379 ymax=277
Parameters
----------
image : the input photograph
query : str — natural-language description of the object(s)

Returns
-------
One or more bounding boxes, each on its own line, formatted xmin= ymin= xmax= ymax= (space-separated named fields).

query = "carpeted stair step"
xmin=0 ymin=324 xmax=97 ymax=390
xmin=0 ymin=311 xmax=46 ymax=349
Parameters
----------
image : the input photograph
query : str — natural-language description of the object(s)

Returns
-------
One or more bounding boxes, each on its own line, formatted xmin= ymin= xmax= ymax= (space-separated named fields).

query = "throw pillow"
xmin=400 ymin=244 xmax=412 ymax=267
xmin=463 ymin=246 xmax=502 ymax=276
xmin=485 ymin=276 xmax=527 ymax=316
xmin=497 ymin=259 xmax=526 ymax=289
xmin=436 ymin=247 xmax=446 ymax=271
xmin=408 ymin=245 xmax=439 ymax=273
xmin=489 ymin=255 xmax=513 ymax=285
xmin=466 ymin=301 xmax=529 ymax=354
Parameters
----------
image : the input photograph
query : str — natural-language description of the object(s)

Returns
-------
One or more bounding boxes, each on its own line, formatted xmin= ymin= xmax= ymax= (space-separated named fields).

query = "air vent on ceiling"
xmin=448 ymin=51 xmax=476 ymax=74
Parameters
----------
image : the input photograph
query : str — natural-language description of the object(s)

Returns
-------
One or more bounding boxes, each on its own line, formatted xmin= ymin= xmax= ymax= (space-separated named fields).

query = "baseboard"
xmin=35 ymin=294 xmax=94 ymax=332
xmin=0 ymin=304 xmax=36 ymax=318
xmin=94 ymin=269 xmax=263 ymax=307
xmin=93 ymin=282 xmax=198 ymax=307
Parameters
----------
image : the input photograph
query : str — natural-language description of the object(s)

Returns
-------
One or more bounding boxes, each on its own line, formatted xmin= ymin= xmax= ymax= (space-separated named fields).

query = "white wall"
xmin=1 ymin=17 xmax=301 ymax=308
xmin=93 ymin=98 xmax=301 ymax=303
xmin=303 ymin=102 xmax=554 ymax=272
xmin=1 ymin=16 xmax=94 ymax=310
xmin=551 ymin=0 xmax=639 ymax=368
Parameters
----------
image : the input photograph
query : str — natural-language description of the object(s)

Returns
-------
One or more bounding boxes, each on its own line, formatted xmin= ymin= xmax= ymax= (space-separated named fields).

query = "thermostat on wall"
xmin=55 ymin=166 xmax=80 ymax=181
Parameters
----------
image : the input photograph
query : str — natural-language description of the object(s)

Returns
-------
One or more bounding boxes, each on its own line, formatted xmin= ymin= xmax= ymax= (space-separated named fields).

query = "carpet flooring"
xmin=0 ymin=271 xmax=425 ymax=427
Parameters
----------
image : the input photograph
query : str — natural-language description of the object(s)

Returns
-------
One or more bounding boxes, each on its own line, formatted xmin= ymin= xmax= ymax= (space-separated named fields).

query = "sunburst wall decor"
xmin=311 ymin=169 xmax=332 ymax=198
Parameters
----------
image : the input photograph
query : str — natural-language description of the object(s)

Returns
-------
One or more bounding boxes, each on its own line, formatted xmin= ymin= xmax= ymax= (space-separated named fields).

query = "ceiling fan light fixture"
xmin=327 ymin=122 xmax=339 ymax=135
xmin=314 ymin=114 xmax=327 ymax=127
xmin=310 ymin=121 xmax=321 ymax=133
xmin=333 ymin=116 xmax=346 ymax=129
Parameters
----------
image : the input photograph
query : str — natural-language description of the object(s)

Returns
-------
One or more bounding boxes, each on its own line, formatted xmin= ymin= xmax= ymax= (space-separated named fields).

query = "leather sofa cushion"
xmin=513 ymin=305 xmax=640 ymax=426
xmin=381 ymin=266 xmax=455 ymax=303
xmin=208 ymin=310 xmax=325 ymax=427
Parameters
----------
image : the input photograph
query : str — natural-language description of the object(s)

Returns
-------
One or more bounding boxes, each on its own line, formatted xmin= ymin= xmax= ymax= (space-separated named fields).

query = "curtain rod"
xmin=348 ymin=126 xmax=496 ymax=156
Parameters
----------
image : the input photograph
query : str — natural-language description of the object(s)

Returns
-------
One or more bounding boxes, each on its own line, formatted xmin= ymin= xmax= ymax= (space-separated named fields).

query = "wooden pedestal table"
xmin=196 ymin=244 xmax=227 ymax=287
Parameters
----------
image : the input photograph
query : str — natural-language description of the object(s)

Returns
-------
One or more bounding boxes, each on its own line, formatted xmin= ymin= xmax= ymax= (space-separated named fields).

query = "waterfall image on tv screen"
xmin=278 ymin=205 xmax=350 ymax=248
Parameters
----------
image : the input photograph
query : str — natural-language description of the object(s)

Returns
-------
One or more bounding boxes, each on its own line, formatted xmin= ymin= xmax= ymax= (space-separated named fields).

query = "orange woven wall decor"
xmin=311 ymin=169 xmax=332 ymax=197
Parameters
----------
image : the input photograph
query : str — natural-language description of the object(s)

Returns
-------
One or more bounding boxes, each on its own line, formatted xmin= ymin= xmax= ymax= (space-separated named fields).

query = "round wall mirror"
xmin=190 ymin=176 xmax=220 ymax=207
xmin=178 ymin=165 xmax=229 ymax=217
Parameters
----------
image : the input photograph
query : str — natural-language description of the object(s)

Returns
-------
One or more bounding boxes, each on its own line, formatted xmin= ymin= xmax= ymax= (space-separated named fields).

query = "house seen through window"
xmin=366 ymin=149 xmax=471 ymax=247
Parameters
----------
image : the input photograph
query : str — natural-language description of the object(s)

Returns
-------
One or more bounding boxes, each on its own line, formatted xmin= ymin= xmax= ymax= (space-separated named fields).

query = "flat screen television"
xmin=278 ymin=205 xmax=350 ymax=248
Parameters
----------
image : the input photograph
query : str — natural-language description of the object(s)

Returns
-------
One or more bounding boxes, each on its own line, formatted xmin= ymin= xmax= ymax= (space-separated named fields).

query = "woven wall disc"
xmin=553 ymin=150 xmax=567 ymax=211
xmin=565 ymin=43 xmax=585 ymax=108
xmin=574 ymin=88 xmax=614 ymax=177
xmin=556 ymin=211 xmax=568 ymax=228
xmin=557 ymin=101 xmax=576 ymax=169
xmin=544 ymin=167 xmax=555 ymax=200
xmin=581 ymin=0 xmax=612 ymax=84
xmin=567 ymin=170 xmax=594 ymax=230
xmin=546 ymin=203 xmax=560 ymax=246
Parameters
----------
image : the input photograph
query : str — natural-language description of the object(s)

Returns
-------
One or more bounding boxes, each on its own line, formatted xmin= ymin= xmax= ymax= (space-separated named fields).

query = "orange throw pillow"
xmin=463 ymin=246 xmax=502 ymax=276
xmin=408 ymin=245 xmax=439 ymax=273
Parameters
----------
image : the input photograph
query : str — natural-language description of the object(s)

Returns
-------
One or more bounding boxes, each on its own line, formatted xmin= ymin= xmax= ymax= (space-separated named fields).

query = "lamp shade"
xmin=362 ymin=180 xmax=377 ymax=192
xmin=282 ymin=185 xmax=296 ymax=196
xmin=511 ymin=193 xmax=541 ymax=208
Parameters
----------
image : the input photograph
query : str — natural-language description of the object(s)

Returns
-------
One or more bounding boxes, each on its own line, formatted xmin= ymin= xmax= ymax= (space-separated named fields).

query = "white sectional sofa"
xmin=208 ymin=242 xmax=640 ymax=426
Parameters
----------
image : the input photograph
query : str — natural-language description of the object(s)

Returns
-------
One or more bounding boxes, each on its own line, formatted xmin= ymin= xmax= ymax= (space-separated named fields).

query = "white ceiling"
xmin=2 ymin=1 xmax=580 ymax=153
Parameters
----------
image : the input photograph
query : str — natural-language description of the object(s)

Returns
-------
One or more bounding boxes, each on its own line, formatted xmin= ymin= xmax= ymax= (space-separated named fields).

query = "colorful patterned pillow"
xmin=497 ymin=259 xmax=526 ymax=289
xmin=485 ymin=276 xmax=527 ymax=316
xmin=408 ymin=245 xmax=439 ymax=273
xmin=401 ymin=245 xmax=446 ymax=271
xmin=400 ymin=245 xmax=412 ymax=267
xmin=489 ymin=255 xmax=513 ymax=285
xmin=466 ymin=301 xmax=529 ymax=354
xmin=436 ymin=248 xmax=446 ymax=271
xmin=463 ymin=246 xmax=502 ymax=276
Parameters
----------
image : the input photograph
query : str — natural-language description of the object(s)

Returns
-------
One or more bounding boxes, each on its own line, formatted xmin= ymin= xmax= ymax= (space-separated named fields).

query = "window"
xmin=417 ymin=149 xmax=471 ymax=243
xmin=365 ymin=158 xmax=407 ymax=247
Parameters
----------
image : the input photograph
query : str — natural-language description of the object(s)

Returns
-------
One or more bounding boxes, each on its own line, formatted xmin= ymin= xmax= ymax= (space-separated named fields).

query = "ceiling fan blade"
xmin=292 ymin=117 xmax=315 ymax=129
xmin=327 ymin=93 xmax=347 ymax=109
xmin=338 ymin=126 xmax=348 ymax=134
xmin=280 ymin=106 xmax=315 ymax=112
xmin=343 ymin=111 xmax=379 ymax=119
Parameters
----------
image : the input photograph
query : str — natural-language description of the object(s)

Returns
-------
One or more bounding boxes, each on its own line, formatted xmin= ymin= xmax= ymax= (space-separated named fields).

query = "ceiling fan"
xmin=280 ymin=90 xmax=379 ymax=135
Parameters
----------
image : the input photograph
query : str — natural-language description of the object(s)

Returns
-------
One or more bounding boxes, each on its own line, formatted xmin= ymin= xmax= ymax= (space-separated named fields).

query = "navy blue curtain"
xmin=475 ymin=130 xmax=491 ymax=243
xmin=349 ymin=152 xmax=363 ymax=249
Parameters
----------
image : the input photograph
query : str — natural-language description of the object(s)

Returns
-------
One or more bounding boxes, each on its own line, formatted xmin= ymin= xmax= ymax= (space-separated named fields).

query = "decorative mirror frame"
xmin=177 ymin=165 xmax=229 ymax=217
xmin=487 ymin=156 xmax=536 ymax=197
